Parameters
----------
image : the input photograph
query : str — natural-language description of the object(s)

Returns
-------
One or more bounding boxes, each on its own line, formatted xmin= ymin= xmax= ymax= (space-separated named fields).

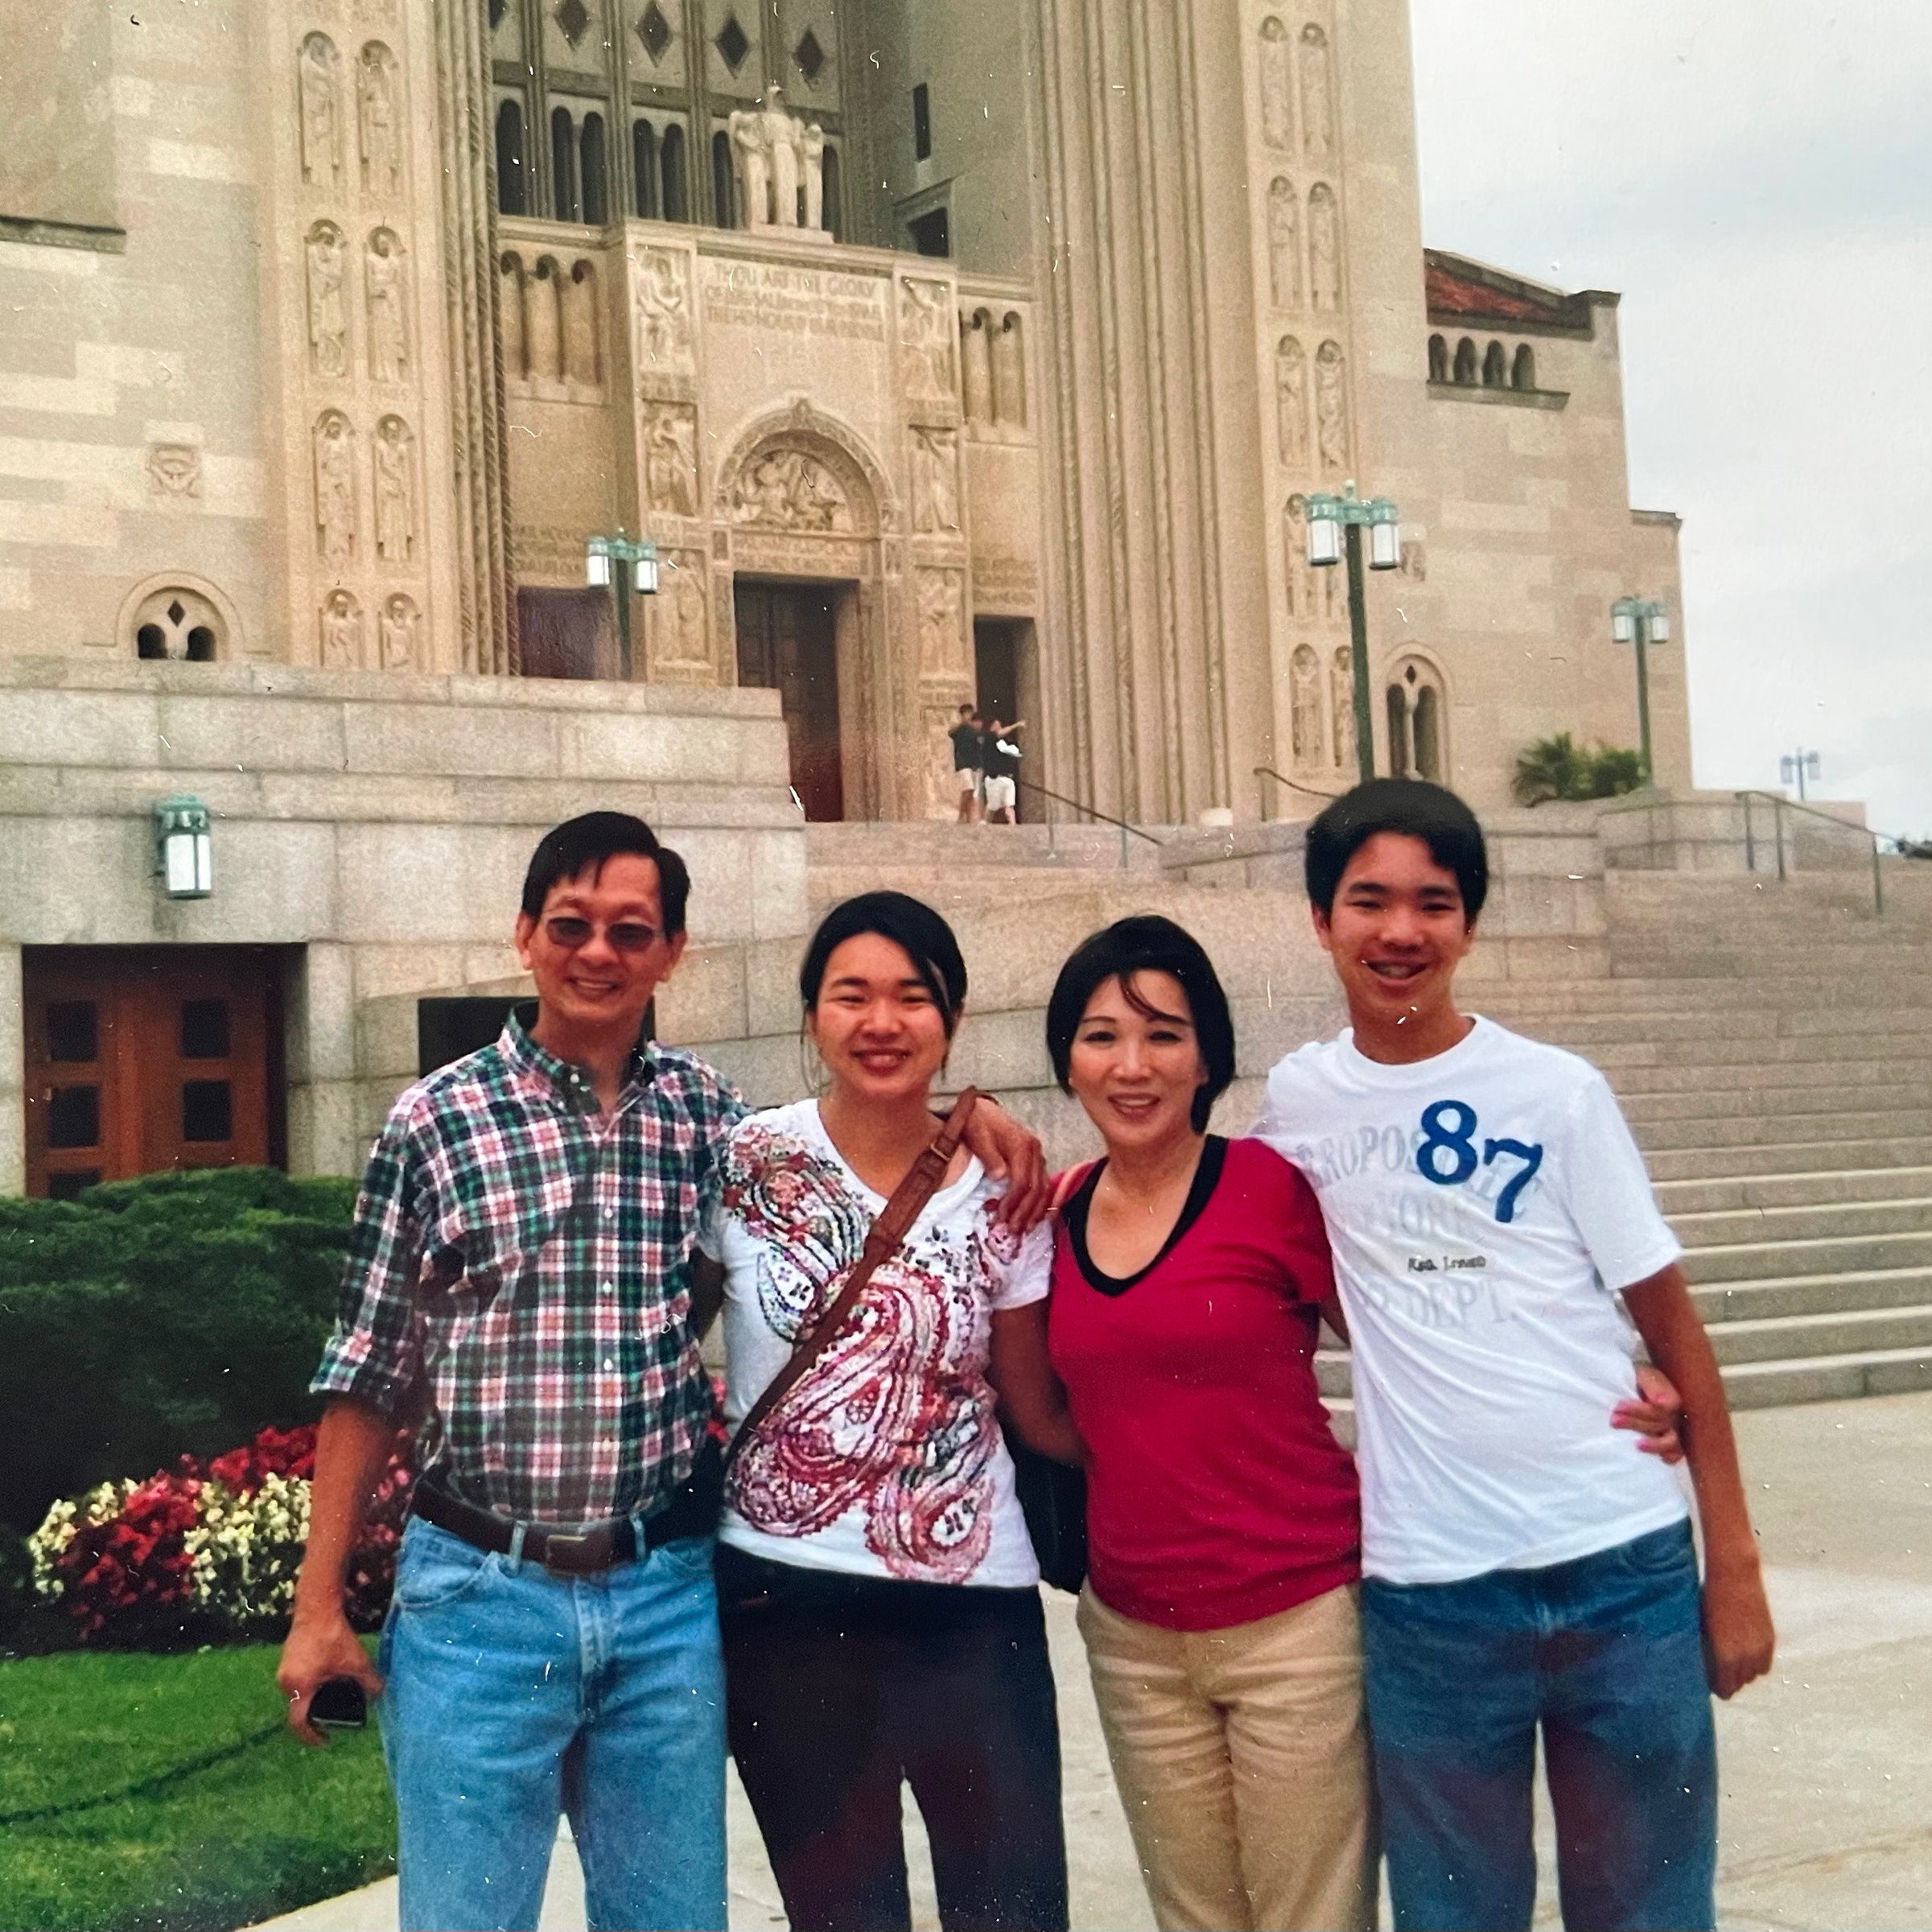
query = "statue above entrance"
xmin=727 ymin=87 xmax=829 ymax=240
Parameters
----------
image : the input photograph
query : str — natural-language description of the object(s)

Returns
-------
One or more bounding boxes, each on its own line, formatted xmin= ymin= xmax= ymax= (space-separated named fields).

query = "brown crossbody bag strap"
xmin=722 ymin=1089 xmax=981 ymax=1476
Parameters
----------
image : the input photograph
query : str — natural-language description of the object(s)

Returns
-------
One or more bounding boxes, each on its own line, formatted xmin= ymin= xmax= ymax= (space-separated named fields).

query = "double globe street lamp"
xmin=585 ymin=530 xmax=661 ymax=681
xmin=1300 ymin=481 xmax=1401 ymax=785
xmin=1609 ymin=595 xmax=1670 ymax=783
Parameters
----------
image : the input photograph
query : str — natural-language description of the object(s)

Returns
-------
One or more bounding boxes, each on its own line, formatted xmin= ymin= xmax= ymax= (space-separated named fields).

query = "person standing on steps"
xmin=949 ymin=700 xmax=985 ymax=823
xmin=983 ymin=712 xmax=1026 ymax=824
xmin=275 ymin=814 xmax=1049 ymax=1932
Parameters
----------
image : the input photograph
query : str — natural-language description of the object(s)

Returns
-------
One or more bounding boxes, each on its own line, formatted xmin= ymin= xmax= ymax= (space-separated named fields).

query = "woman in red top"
xmin=995 ymin=915 xmax=1374 ymax=1932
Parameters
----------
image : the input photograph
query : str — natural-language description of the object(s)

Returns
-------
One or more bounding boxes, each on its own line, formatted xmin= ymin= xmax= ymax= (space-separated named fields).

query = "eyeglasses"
xmin=542 ymin=917 xmax=665 ymax=954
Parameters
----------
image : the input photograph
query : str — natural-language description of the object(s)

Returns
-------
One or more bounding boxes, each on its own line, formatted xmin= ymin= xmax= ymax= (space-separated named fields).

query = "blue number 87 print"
xmin=1417 ymin=1100 xmax=1544 ymax=1224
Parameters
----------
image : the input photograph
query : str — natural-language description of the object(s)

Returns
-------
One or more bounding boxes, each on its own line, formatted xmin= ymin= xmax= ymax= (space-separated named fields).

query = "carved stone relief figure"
xmin=1258 ymin=18 xmax=1291 ymax=151
xmin=1291 ymin=645 xmax=1322 ymax=764
xmin=305 ymin=222 xmax=348 ymax=377
xmin=365 ymin=229 xmax=409 ymax=383
xmin=910 ymin=426 xmax=960 ymax=533
xmin=1282 ymin=497 xmax=1315 ymax=617
xmin=358 ymin=43 xmax=402 ymax=197
xmin=961 ymin=312 xmax=993 ymax=424
xmin=147 ymin=443 xmax=203 ymax=497
xmin=312 ymin=411 xmax=356 ymax=565
xmin=993 ymin=315 xmax=1027 ymax=427
xmin=632 ymin=247 xmax=693 ymax=373
xmin=1308 ymin=184 xmax=1341 ymax=311
xmin=380 ymin=593 xmax=420 ymax=669
xmin=917 ymin=569 xmax=966 ymax=678
xmin=373 ymin=415 xmax=417 ymax=564
xmin=498 ymin=253 xmax=526 ymax=384
xmin=1275 ymin=336 xmax=1308 ymax=468
xmin=727 ymin=87 xmax=824 ymax=229
xmin=526 ymin=257 xmax=563 ymax=384
xmin=1331 ymin=645 xmax=1356 ymax=769
xmin=1267 ymin=179 xmax=1300 ymax=311
xmin=299 ymin=35 xmax=343 ymax=187
xmin=319 ymin=589 xmax=364 ymax=667
xmin=562 ymin=260 xmax=599 ymax=387
xmin=731 ymin=446 xmax=851 ymax=531
xmin=1400 ymin=537 xmax=1427 ymax=582
xmin=1300 ymin=25 xmax=1336 ymax=164
xmin=655 ymin=556 xmax=711 ymax=669
xmin=642 ymin=403 xmax=699 ymax=515
xmin=900 ymin=278 xmax=956 ymax=401
xmin=1315 ymin=339 xmax=1349 ymax=474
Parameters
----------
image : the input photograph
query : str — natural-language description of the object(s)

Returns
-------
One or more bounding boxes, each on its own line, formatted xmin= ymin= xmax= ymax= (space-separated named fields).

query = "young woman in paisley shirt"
xmin=694 ymin=891 xmax=1065 ymax=1932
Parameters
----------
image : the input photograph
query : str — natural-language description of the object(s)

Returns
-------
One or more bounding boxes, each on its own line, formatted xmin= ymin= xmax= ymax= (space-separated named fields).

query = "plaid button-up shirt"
xmin=312 ymin=1009 xmax=745 ymax=1526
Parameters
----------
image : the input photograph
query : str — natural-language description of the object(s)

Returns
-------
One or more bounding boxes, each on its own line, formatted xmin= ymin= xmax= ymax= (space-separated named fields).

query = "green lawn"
xmin=0 ymin=1644 xmax=396 ymax=1932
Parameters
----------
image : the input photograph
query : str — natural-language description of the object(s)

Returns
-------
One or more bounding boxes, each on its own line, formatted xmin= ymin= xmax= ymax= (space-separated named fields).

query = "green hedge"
xmin=0 ymin=1169 xmax=355 ymax=1536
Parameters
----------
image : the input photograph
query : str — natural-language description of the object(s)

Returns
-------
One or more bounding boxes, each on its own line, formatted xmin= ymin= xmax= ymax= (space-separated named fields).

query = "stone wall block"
xmin=288 ymin=940 xmax=357 ymax=1084
xmin=345 ymin=943 xmax=470 ymax=1002
xmin=558 ymin=711 xmax=744 ymax=784
xmin=673 ymin=827 xmax=756 ymax=945
xmin=342 ymin=702 xmax=562 ymax=779
xmin=156 ymin=694 xmax=348 ymax=772
xmin=0 ymin=943 xmax=22 ymax=1196
xmin=654 ymin=944 xmax=748 ymax=1048
xmin=748 ymin=829 xmax=809 ymax=941
xmin=286 ymin=1078 xmax=365 ymax=1182
xmin=335 ymin=824 xmax=480 ymax=941
xmin=744 ymin=936 xmax=805 ymax=1037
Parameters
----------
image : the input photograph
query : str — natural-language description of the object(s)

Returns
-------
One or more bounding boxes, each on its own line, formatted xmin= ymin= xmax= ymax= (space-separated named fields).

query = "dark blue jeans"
xmin=1361 ymin=1519 xmax=1716 ymax=1932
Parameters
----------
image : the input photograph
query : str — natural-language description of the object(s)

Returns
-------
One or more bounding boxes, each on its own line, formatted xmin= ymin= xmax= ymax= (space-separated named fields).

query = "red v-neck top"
xmin=1048 ymin=1135 xmax=1361 ymax=1630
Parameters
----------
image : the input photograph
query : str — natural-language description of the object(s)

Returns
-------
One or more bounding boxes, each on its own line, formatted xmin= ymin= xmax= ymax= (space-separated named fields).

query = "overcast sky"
xmin=1408 ymin=0 xmax=1932 ymax=838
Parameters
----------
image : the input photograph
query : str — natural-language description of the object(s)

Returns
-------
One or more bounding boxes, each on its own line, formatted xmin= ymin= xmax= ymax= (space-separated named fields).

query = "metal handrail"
xmin=1254 ymin=764 xmax=1344 ymax=818
xmin=1734 ymin=789 xmax=1892 ymax=916
xmin=1015 ymin=777 xmax=1164 ymax=871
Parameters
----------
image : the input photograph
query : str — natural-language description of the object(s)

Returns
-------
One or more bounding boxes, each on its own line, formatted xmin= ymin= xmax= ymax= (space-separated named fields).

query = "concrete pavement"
xmin=257 ymin=1390 xmax=1932 ymax=1931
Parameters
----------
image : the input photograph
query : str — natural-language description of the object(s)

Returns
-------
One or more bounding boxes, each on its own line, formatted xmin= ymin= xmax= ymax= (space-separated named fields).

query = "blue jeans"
xmin=378 ymin=1518 xmax=727 ymax=1932
xmin=1361 ymin=1520 xmax=1716 ymax=1932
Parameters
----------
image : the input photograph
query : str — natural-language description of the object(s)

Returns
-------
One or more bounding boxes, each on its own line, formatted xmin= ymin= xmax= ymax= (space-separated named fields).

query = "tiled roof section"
xmin=1423 ymin=249 xmax=1606 ymax=333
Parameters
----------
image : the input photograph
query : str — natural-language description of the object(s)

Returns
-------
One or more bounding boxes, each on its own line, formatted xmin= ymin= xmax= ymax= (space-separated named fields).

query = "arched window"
xmin=822 ymin=142 xmax=842 ymax=239
xmin=1452 ymin=336 xmax=1477 ymax=385
xmin=711 ymin=130 xmax=735 ymax=228
xmin=633 ymin=119 xmax=658 ymax=218
xmin=495 ymin=98 xmax=527 ymax=215
xmin=1512 ymin=343 xmax=1535 ymax=391
xmin=129 ymin=586 xmax=229 ymax=662
xmin=1482 ymin=340 xmax=1506 ymax=387
xmin=1427 ymin=334 xmax=1448 ymax=382
xmin=661 ymin=123 xmax=689 ymax=221
xmin=1386 ymin=659 xmax=1448 ymax=781
xmin=550 ymin=107 xmax=579 ymax=221
xmin=1385 ymin=684 xmax=1410 ymax=778
xmin=1413 ymin=682 xmax=1442 ymax=781
xmin=580 ymin=113 xmax=608 ymax=225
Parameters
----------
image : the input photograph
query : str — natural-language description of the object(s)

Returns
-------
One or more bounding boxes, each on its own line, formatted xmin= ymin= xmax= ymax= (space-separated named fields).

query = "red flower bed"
xmin=55 ymin=1463 xmax=204 ymax=1642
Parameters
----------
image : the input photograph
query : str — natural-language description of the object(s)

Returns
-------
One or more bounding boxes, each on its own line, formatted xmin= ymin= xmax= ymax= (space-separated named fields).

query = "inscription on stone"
xmin=700 ymin=260 xmax=885 ymax=342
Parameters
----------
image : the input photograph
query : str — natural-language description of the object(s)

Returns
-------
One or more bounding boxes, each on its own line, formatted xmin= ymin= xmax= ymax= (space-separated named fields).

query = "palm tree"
xmin=1512 ymin=733 xmax=1588 ymax=806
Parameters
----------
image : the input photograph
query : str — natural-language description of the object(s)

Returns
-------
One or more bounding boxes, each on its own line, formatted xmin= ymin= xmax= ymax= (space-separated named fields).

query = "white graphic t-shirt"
xmin=1252 ymin=1016 xmax=1688 ymax=1584
xmin=698 ymin=1100 xmax=1051 ymax=1588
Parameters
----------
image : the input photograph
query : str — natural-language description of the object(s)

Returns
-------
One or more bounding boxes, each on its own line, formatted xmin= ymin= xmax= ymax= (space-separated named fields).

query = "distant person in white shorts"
xmin=1253 ymin=777 xmax=1775 ymax=1932
xmin=983 ymin=714 xmax=1025 ymax=824
xmin=949 ymin=702 xmax=984 ymax=823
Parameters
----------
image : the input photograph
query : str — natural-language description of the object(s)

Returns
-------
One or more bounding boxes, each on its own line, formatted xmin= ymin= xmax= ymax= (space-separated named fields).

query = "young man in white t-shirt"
xmin=1252 ymin=778 xmax=1774 ymax=1932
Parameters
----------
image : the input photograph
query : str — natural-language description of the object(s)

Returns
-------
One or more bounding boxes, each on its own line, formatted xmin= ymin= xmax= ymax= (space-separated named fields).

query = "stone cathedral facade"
xmin=0 ymin=0 xmax=1695 ymax=1197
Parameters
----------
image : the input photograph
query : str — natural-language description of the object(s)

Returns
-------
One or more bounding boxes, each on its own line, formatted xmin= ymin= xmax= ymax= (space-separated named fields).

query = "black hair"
xmin=958 ymin=701 xmax=978 ymax=716
xmin=1045 ymin=915 xmax=1237 ymax=1134
xmin=799 ymin=891 xmax=968 ymax=1039
xmin=1304 ymin=778 xmax=1488 ymax=921
xmin=520 ymin=811 xmax=691 ymax=935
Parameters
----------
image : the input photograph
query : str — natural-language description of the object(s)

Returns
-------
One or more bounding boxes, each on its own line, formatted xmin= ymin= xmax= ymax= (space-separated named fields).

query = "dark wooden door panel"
xmin=735 ymin=582 xmax=843 ymax=822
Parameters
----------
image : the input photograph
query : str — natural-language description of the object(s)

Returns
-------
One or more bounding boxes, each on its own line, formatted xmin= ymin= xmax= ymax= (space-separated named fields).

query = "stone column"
xmin=433 ymin=0 xmax=517 ymax=674
xmin=284 ymin=942 xmax=362 ymax=1180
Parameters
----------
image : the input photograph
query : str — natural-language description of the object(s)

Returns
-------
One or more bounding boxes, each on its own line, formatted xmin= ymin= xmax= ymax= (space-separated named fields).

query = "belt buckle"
xmin=541 ymin=1524 xmax=614 ymax=1575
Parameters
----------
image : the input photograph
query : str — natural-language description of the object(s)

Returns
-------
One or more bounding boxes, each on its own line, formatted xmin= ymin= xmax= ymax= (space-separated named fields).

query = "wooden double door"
xmin=735 ymin=582 xmax=844 ymax=822
xmin=25 ymin=948 xmax=282 ymax=1199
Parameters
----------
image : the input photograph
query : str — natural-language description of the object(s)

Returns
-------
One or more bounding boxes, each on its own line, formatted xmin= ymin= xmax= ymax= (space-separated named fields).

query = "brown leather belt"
xmin=410 ymin=1440 xmax=720 ymax=1575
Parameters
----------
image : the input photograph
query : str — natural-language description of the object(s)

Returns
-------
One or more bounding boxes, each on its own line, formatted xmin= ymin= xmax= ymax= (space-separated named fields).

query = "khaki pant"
xmin=1077 ymin=1581 xmax=1375 ymax=1932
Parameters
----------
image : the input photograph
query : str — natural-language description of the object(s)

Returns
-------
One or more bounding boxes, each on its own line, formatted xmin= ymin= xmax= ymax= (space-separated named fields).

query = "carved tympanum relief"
xmin=373 ymin=416 xmax=417 ymax=564
xmin=320 ymin=589 xmax=365 ymax=666
xmin=910 ymin=426 xmax=960 ymax=533
xmin=299 ymin=34 xmax=344 ymax=187
xmin=358 ymin=43 xmax=402 ymax=198
xmin=305 ymin=222 xmax=348 ymax=377
xmin=1308 ymin=184 xmax=1341 ymax=311
xmin=313 ymin=412 xmax=356 ymax=564
xmin=1267 ymin=179 xmax=1300 ymax=311
xmin=1300 ymin=25 xmax=1336 ymax=164
xmin=380 ymin=593 xmax=420 ymax=668
xmin=643 ymin=404 xmax=700 ymax=515
xmin=1275 ymin=337 xmax=1308 ymax=468
xmin=731 ymin=446 xmax=852 ymax=532
xmin=365 ymin=229 xmax=409 ymax=382
xmin=1258 ymin=18 xmax=1291 ymax=151
xmin=1315 ymin=340 xmax=1349 ymax=474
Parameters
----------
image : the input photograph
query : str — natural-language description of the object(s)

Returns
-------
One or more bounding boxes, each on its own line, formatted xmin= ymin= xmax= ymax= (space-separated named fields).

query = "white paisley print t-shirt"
xmin=698 ymin=1100 xmax=1051 ymax=1587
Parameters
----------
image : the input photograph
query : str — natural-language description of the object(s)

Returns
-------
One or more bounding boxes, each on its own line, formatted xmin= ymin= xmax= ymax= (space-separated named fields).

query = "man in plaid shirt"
xmin=276 ymin=811 xmax=1047 ymax=1930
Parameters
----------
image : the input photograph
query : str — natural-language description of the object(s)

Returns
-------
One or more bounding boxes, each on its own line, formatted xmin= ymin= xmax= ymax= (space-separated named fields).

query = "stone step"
xmin=1489 ymin=1008 xmax=1930 ymax=1046
xmin=1632 ymin=1106 xmax=1932 ymax=1152
xmin=1606 ymin=1057 xmax=1932 ymax=1098
xmin=1642 ymin=1136 xmax=1932 ymax=1180
xmin=1658 ymin=1165 xmax=1932 ymax=1215
xmin=1582 ymin=1035 xmax=1932 ymax=1073
xmin=1620 ymin=1082 xmax=1932 ymax=1127
xmin=1691 ymin=1265 xmax=1932 ymax=1324
xmin=1481 ymin=981 xmax=1927 ymax=1017
xmin=1680 ymin=1227 xmax=1932 ymax=1286
xmin=1670 ymin=1196 xmax=1932 ymax=1250
xmin=1703 ymin=1302 xmax=1932 ymax=1366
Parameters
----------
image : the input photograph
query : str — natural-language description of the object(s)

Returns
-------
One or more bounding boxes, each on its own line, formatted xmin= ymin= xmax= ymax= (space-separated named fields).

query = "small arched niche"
xmin=1427 ymin=333 xmax=1448 ymax=382
xmin=1512 ymin=343 xmax=1536 ymax=390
